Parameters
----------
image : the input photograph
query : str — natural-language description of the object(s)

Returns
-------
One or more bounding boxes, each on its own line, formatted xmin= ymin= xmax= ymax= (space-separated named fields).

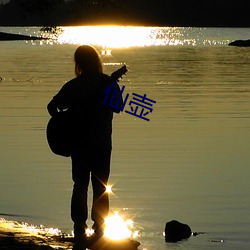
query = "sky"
xmin=1 ymin=0 xmax=250 ymax=26
xmin=123 ymin=0 xmax=250 ymax=26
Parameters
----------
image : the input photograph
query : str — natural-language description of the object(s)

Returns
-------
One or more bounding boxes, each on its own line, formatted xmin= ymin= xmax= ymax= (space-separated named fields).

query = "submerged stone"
xmin=164 ymin=220 xmax=192 ymax=242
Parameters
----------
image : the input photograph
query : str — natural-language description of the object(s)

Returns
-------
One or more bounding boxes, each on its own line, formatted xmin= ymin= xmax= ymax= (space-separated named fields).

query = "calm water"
xmin=0 ymin=27 xmax=250 ymax=249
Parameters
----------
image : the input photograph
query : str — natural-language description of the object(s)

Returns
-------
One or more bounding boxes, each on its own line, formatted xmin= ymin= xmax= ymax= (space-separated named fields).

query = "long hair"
xmin=74 ymin=45 xmax=103 ymax=76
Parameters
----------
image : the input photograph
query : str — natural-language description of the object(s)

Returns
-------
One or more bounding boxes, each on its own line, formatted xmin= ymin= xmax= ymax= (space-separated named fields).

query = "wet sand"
xmin=0 ymin=229 xmax=55 ymax=249
xmin=0 ymin=219 xmax=140 ymax=250
xmin=0 ymin=234 xmax=53 ymax=250
xmin=0 ymin=219 xmax=72 ymax=249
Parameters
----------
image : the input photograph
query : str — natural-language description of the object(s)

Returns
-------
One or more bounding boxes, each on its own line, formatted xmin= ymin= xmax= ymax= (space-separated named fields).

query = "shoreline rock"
xmin=0 ymin=31 xmax=45 ymax=41
xmin=228 ymin=39 xmax=250 ymax=47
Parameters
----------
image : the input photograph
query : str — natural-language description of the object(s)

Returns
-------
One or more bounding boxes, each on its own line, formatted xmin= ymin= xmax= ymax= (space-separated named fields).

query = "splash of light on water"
xmin=85 ymin=227 xmax=95 ymax=237
xmin=57 ymin=26 xmax=154 ymax=48
xmin=0 ymin=218 xmax=62 ymax=237
xmin=104 ymin=211 xmax=139 ymax=241
xmin=55 ymin=26 xmax=231 ymax=48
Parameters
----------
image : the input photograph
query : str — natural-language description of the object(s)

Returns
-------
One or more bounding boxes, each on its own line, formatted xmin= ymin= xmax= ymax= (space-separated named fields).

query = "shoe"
xmin=73 ymin=223 xmax=89 ymax=249
xmin=94 ymin=228 xmax=104 ymax=238
xmin=91 ymin=226 xmax=104 ymax=244
xmin=74 ymin=223 xmax=88 ymax=237
xmin=73 ymin=242 xmax=86 ymax=250
xmin=74 ymin=234 xmax=90 ymax=250
xmin=92 ymin=223 xmax=104 ymax=235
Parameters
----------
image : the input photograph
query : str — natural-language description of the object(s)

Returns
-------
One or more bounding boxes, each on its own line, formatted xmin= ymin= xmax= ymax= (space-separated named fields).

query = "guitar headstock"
xmin=110 ymin=65 xmax=128 ymax=82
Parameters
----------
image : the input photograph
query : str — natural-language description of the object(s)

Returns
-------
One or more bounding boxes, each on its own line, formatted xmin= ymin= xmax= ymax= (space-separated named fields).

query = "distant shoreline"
xmin=0 ymin=31 xmax=45 ymax=41
xmin=1 ymin=23 xmax=250 ymax=29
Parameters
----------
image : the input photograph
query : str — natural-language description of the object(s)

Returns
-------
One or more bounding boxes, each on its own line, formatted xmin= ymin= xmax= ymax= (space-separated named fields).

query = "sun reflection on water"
xmin=54 ymin=26 xmax=231 ymax=48
xmin=57 ymin=26 xmax=154 ymax=48
xmin=56 ymin=26 xmax=210 ymax=48
xmin=104 ymin=211 xmax=139 ymax=241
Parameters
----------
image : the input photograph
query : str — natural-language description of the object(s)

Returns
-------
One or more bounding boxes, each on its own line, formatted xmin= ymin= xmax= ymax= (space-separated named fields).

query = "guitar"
xmin=46 ymin=65 xmax=128 ymax=157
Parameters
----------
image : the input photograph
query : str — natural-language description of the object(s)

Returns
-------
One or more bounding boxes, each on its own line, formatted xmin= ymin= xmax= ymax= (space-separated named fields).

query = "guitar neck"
xmin=110 ymin=65 xmax=128 ymax=83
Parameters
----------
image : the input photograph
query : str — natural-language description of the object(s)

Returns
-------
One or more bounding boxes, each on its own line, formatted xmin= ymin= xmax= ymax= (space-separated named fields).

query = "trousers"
xmin=70 ymin=146 xmax=111 ymax=236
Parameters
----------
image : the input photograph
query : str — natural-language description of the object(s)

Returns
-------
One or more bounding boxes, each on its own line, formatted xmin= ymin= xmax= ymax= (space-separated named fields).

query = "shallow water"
xmin=0 ymin=27 xmax=250 ymax=249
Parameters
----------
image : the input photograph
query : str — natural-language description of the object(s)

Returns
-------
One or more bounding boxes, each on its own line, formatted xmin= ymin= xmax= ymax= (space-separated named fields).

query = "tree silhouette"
xmin=9 ymin=0 xmax=63 ymax=15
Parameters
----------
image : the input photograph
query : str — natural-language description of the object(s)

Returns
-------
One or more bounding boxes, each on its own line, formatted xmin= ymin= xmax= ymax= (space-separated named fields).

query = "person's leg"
xmin=91 ymin=149 xmax=111 ymax=234
xmin=71 ymin=150 xmax=90 ymax=238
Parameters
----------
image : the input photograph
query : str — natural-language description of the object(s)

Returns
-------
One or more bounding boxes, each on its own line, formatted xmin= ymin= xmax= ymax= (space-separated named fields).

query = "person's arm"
xmin=47 ymin=81 xmax=73 ymax=116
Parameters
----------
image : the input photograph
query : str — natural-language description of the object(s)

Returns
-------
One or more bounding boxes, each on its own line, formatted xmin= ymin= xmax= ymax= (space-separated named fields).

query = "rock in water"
xmin=164 ymin=220 xmax=192 ymax=242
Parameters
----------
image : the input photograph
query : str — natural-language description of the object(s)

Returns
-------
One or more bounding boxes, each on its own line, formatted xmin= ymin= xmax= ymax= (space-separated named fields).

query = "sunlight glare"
xmin=57 ymin=26 xmax=153 ymax=48
xmin=105 ymin=185 xmax=113 ymax=194
xmin=0 ymin=218 xmax=61 ymax=237
xmin=85 ymin=227 xmax=95 ymax=237
xmin=104 ymin=212 xmax=137 ymax=241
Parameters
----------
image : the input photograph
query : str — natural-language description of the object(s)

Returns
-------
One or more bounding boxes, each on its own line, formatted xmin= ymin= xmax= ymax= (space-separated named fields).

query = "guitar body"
xmin=46 ymin=111 xmax=73 ymax=157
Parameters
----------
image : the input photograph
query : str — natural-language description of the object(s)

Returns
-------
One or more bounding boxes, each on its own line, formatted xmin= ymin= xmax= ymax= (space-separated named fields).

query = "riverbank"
xmin=0 ymin=31 xmax=45 ymax=41
xmin=0 ymin=218 xmax=73 ymax=249
xmin=0 ymin=219 xmax=140 ymax=250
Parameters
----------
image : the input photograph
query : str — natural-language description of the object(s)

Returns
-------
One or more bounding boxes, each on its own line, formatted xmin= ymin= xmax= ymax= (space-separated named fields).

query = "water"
xmin=0 ymin=26 xmax=250 ymax=249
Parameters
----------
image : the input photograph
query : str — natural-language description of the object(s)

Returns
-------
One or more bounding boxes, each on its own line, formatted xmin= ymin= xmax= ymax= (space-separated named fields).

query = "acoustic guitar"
xmin=46 ymin=65 xmax=128 ymax=157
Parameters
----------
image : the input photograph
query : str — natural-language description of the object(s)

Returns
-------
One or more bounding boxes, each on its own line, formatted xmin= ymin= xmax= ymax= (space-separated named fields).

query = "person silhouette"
xmin=47 ymin=45 xmax=123 ymax=245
